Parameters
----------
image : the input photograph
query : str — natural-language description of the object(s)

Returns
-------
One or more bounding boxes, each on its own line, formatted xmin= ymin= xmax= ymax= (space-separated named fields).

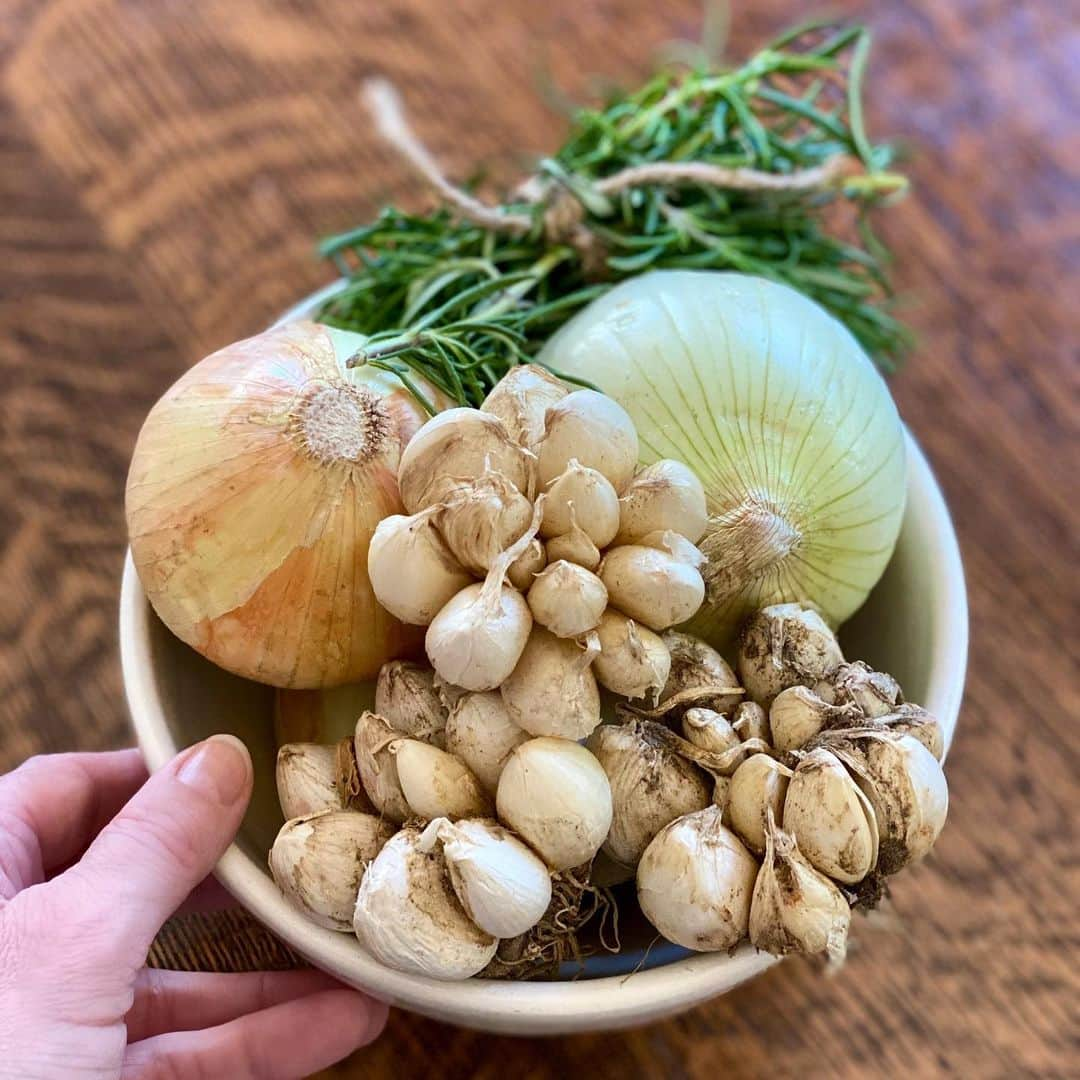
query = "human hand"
xmin=0 ymin=737 xmax=388 ymax=1078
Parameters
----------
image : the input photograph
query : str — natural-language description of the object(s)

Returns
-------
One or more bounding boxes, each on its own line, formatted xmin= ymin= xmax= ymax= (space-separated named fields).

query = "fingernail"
xmin=176 ymin=734 xmax=252 ymax=806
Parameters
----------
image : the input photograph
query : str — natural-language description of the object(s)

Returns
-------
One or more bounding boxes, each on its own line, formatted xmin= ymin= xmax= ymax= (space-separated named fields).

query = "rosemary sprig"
xmin=317 ymin=21 xmax=910 ymax=412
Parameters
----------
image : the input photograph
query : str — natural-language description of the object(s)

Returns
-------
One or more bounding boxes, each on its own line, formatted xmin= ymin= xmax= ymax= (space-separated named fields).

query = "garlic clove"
xmin=545 ymin=523 xmax=602 ymax=572
xmin=536 ymin=389 xmax=639 ymax=493
xmin=823 ymin=730 xmax=948 ymax=874
xmin=732 ymin=700 xmax=770 ymax=744
xmin=526 ymin=560 xmax=608 ymax=638
xmin=592 ymin=609 xmax=671 ymax=702
xmin=868 ymin=705 xmax=946 ymax=761
xmin=375 ymin=661 xmax=448 ymax=747
xmin=353 ymin=711 xmax=411 ymax=822
xmin=588 ymin=720 xmax=712 ymax=867
xmin=437 ymin=465 xmax=535 ymax=575
xmin=540 ymin=459 xmax=621 ymax=548
xmin=635 ymin=529 xmax=707 ymax=568
xmin=368 ymin=508 xmax=474 ymax=626
xmin=496 ymin=737 xmax=613 ymax=871
xmin=480 ymin=364 xmax=569 ymax=451
xmin=398 ymin=407 xmax=536 ymax=513
xmin=391 ymin=739 xmax=493 ymax=821
xmin=269 ymin=810 xmax=394 ymax=931
xmin=507 ymin=538 xmax=547 ymax=591
xmin=615 ymin=459 xmax=709 ymax=545
xmin=749 ymin=813 xmax=850 ymax=964
xmin=600 ymin=545 xmax=705 ymax=631
xmin=444 ymin=691 xmax=530 ymax=795
xmin=783 ymin=747 xmax=879 ymax=884
xmin=682 ymin=708 xmax=742 ymax=755
xmin=353 ymin=827 xmax=498 ymax=979
xmin=830 ymin=660 xmax=904 ymax=718
xmin=769 ymin=685 xmax=859 ymax=753
xmin=421 ymin=817 xmax=552 ymax=939
xmin=736 ymin=603 xmax=844 ymax=707
xmin=728 ymin=754 xmax=793 ymax=854
xmin=636 ymin=805 xmax=758 ymax=952
xmin=500 ymin=626 xmax=602 ymax=740
xmin=276 ymin=742 xmax=344 ymax=820
xmin=659 ymin=631 xmax=744 ymax=715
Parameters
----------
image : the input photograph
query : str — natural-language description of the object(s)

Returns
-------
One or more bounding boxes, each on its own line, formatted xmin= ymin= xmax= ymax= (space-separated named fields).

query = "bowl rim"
xmin=119 ymin=284 xmax=968 ymax=1033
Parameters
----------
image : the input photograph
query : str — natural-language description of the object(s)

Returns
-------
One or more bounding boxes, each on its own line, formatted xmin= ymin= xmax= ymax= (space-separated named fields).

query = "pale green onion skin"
xmin=538 ymin=271 xmax=906 ymax=647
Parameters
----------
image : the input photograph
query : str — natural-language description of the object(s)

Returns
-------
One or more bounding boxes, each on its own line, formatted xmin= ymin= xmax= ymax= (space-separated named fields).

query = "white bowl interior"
xmin=120 ymin=287 xmax=967 ymax=1033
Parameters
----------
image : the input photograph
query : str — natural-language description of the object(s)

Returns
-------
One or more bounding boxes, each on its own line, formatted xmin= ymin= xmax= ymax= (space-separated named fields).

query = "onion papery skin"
xmin=127 ymin=321 xmax=449 ymax=687
xmin=538 ymin=272 xmax=906 ymax=646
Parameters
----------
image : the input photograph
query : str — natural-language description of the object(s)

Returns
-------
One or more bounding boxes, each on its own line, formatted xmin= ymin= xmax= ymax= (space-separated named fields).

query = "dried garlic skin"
xmin=270 ymin=810 xmax=394 ymax=932
xmin=397 ymin=407 xmax=535 ymax=513
xmin=445 ymin=691 xmax=530 ymax=794
xmin=749 ymin=816 xmax=850 ymax=963
xmin=588 ymin=720 xmax=712 ymax=867
xmin=276 ymin=743 xmax=344 ymax=820
xmin=353 ymin=711 xmax=410 ymax=822
xmin=354 ymin=828 xmax=497 ymax=980
xmin=615 ymin=459 xmax=709 ymax=545
xmin=126 ymin=321 xmax=438 ymax=687
xmin=507 ymin=539 xmax=547 ymax=591
xmin=659 ymin=632 xmax=744 ymax=715
xmin=829 ymin=660 xmax=904 ymax=718
xmin=375 ymin=661 xmax=447 ymax=746
xmin=727 ymin=754 xmax=793 ymax=855
xmin=637 ymin=805 xmax=758 ymax=951
xmin=783 ymin=747 xmax=879 ymax=884
xmin=592 ymin=609 xmax=671 ymax=702
xmin=425 ymin=818 xmax=552 ymax=939
xmin=480 ymin=364 xmax=569 ymax=451
xmin=495 ymin=737 xmax=612 ymax=871
xmin=737 ymin=603 xmax=844 ymax=707
xmin=391 ymin=739 xmax=493 ymax=821
xmin=438 ymin=467 xmax=534 ymax=575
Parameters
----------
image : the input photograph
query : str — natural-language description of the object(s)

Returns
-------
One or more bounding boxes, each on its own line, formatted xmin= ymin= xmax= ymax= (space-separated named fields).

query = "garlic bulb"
xmin=600 ymin=545 xmax=705 ymax=631
xmin=749 ymin=813 xmax=850 ymax=964
xmin=732 ymin=701 xmax=770 ymax=744
xmin=496 ymin=737 xmax=613 ymax=870
xmin=538 ymin=272 xmax=906 ymax=649
xmin=392 ymin=739 xmax=493 ymax=820
xmin=526 ymin=561 xmax=608 ymax=638
xmin=824 ymin=730 xmax=948 ymax=873
xmin=397 ymin=407 xmax=535 ymax=513
xmin=353 ymin=711 xmax=410 ymax=822
xmin=127 ymin=321 xmax=440 ymax=687
xmin=615 ymin=460 xmax=709 ymax=545
xmin=438 ymin=465 xmax=534 ymax=575
xmin=368 ymin=508 xmax=473 ymax=625
xmin=545 ymin=514 xmax=602 ymax=571
xmin=536 ymin=389 xmax=639 ymax=493
xmin=769 ymin=685 xmax=858 ymax=753
xmin=353 ymin=827 xmax=497 ymax=979
xmin=375 ymin=661 xmax=447 ymax=746
xmin=728 ymin=754 xmax=793 ymax=854
xmin=784 ymin=747 xmax=879 ymax=884
xmin=444 ymin=691 xmax=530 ymax=793
xmin=588 ymin=720 xmax=711 ymax=867
xmin=500 ymin=627 xmax=602 ymax=739
xmin=659 ymin=631 xmax=744 ymax=714
xmin=480 ymin=363 xmax=569 ymax=450
xmin=507 ymin=538 xmax=547 ymax=590
xmin=420 ymin=817 xmax=552 ymax=938
xmin=274 ymin=683 xmax=368 ymax=746
xmin=737 ymin=603 xmax=844 ymax=706
xmin=541 ymin=460 xmax=620 ymax=548
xmin=636 ymin=805 xmax=758 ymax=951
xmin=276 ymin=743 xmax=344 ymax=819
xmin=270 ymin=810 xmax=394 ymax=931
xmin=830 ymin=661 xmax=904 ymax=718
xmin=592 ymin=609 xmax=671 ymax=701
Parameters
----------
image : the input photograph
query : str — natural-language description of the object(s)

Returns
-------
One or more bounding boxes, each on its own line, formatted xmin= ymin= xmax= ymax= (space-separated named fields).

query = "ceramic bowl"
xmin=120 ymin=284 xmax=967 ymax=1034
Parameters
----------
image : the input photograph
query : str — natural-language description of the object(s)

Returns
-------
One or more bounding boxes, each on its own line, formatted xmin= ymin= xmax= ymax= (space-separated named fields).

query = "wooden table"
xmin=1 ymin=1 xmax=1075 ymax=1076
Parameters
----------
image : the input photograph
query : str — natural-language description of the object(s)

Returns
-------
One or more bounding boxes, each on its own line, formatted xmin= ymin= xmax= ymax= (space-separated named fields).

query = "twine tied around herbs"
xmin=362 ymin=78 xmax=852 ymax=281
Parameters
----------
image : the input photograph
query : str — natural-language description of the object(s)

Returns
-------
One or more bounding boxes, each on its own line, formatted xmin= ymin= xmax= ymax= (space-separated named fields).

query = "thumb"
xmin=54 ymin=734 xmax=252 ymax=966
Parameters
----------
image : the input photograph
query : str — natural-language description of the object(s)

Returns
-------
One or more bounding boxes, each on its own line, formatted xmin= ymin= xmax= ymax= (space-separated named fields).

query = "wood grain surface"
xmin=1 ymin=1 xmax=1077 ymax=1076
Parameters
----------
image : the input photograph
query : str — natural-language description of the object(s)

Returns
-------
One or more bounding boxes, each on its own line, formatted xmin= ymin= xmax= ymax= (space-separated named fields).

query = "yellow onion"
xmin=539 ymin=272 xmax=906 ymax=648
xmin=126 ymin=321 xmax=442 ymax=687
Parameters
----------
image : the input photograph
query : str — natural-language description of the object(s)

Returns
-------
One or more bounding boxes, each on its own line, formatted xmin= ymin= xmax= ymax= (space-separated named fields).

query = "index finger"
xmin=0 ymin=750 xmax=148 ymax=897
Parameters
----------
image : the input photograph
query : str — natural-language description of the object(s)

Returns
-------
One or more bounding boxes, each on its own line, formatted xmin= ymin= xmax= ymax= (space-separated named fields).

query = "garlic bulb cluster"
xmin=127 ymin=321 xmax=444 ymax=688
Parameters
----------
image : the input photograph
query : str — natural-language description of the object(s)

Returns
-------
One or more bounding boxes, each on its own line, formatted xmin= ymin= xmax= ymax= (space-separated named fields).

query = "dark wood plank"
xmin=1 ymin=1 xmax=1076 ymax=1076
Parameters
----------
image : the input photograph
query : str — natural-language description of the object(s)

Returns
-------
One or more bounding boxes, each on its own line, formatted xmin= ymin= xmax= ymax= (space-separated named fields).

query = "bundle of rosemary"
xmin=317 ymin=19 xmax=909 ymax=414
